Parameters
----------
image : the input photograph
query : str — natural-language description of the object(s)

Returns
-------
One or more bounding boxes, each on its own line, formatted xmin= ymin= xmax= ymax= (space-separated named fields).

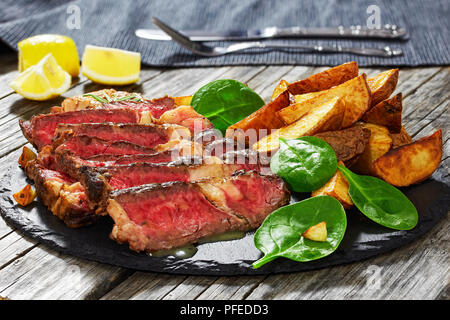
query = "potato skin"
xmin=390 ymin=126 xmax=412 ymax=148
xmin=362 ymin=93 xmax=402 ymax=133
xmin=288 ymin=61 xmax=358 ymax=95
xmin=372 ymin=130 xmax=442 ymax=186
xmin=367 ymin=69 xmax=399 ymax=107
xmin=226 ymin=90 xmax=290 ymax=142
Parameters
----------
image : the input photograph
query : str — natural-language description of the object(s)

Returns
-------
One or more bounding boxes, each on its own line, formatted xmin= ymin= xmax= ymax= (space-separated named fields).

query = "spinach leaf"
xmin=191 ymin=79 xmax=265 ymax=134
xmin=270 ymin=137 xmax=337 ymax=192
xmin=253 ymin=196 xmax=347 ymax=268
xmin=338 ymin=165 xmax=418 ymax=230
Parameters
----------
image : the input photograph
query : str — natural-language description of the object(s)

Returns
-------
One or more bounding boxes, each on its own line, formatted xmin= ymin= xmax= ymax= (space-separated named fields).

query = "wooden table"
xmin=0 ymin=52 xmax=448 ymax=300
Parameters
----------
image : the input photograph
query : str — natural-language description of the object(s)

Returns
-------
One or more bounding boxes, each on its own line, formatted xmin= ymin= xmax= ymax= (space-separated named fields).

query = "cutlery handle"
xmin=227 ymin=42 xmax=402 ymax=57
xmin=266 ymin=25 xmax=408 ymax=39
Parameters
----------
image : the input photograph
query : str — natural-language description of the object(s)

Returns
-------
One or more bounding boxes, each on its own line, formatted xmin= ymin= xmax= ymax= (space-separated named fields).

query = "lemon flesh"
xmin=10 ymin=53 xmax=71 ymax=101
xmin=81 ymin=45 xmax=141 ymax=85
xmin=18 ymin=34 xmax=80 ymax=77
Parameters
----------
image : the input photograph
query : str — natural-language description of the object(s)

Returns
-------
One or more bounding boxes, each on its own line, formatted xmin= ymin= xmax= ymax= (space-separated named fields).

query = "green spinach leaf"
xmin=191 ymin=79 xmax=265 ymax=134
xmin=338 ymin=165 xmax=418 ymax=230
xmin=270 ymin=137 xmax=337 ymax=192
xmin=253 ymin=196 xmax=347 ymax=268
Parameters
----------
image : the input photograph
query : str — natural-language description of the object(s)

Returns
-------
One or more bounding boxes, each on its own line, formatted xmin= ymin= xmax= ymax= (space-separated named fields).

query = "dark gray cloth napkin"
xmin=0 ymin=0 xmax=448 ymax=67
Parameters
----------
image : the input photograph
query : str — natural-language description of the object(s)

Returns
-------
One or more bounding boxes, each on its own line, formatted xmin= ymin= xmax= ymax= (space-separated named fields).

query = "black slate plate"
xmin=0 ymin=148 xmax=448 ymax=275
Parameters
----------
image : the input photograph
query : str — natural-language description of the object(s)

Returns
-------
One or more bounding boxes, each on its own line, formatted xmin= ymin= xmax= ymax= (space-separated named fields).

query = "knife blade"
xmin=136 ymin=25 xmax=407 ymax=41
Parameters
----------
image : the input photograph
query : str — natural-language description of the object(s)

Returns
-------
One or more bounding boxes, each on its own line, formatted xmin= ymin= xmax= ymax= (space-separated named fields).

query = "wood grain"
xmin=0 ymin=53 xmax=447 ymax=300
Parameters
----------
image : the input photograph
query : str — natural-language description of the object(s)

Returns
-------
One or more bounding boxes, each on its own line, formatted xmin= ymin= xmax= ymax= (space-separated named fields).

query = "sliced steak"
xmin=24 ymin=161 xmax=98 ymax=228
xmin=313 ymin=125 xmax=371 ymax=166
xmin=80 ymin=161 xmax=265 ymax=209
xmin=108 ymin=171 xmax=289 ymax=252
xmin=54 ymin=135 xmax=203 ymax=177
xmin=20 ymin=108 xmax=140 ymax=150
xmin=53 ymin=122 xmax=190 ymax=149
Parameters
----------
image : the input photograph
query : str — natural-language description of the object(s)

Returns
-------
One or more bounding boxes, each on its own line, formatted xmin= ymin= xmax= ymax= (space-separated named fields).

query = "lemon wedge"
xmin=81 ymin=45 xmax=141 ymax=85
xmin=10 ymin=53 xmax=71 ymax=101
xmin=18 ymin=34 xmax=80 ymax=77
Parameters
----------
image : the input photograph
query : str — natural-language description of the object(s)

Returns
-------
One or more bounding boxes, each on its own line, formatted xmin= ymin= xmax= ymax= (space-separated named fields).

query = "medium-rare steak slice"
xmin=107 ymin=172 xmax=290 ymax=252
xmin=79 ymin=161 xmax=265 ymax=210
xmin=53 ymin=122 xmax=190 ymax=149
xmin=24 ymin=161 xmax=98 ymax=228
xmin=20 ymin=108 xmax=140 ymax=150
xmin=54 ymin=135 xmax=203 ymax=177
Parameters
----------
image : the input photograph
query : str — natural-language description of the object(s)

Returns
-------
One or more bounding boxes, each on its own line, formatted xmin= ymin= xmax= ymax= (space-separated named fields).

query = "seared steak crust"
xmin=108 ymin=172 xmax=289 ymax=252
xmin=24 ymin=161 xmax=98 ymax=228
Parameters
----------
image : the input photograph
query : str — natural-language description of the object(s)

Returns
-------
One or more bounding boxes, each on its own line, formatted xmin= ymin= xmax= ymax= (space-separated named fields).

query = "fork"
xmin=151 ymin=17 xmax=403 ymax=58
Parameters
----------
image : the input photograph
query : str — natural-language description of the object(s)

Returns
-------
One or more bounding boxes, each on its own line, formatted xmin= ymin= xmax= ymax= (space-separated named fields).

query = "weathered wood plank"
xmin=196 ymin=276 xmax=266 ymax=300
xmin=100 ymin=272 xmax=187 ymax=300
xmin=0 ymin=245 xmax=130 ymax=300
xmin=0 ymin=231 xmax=36 ymax=269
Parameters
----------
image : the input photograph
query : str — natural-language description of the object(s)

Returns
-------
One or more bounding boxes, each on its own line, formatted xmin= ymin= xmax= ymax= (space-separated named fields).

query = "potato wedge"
xmin=279 ymin=74 xmax=371 ymax=128
xmin=13 ymin=184 xmax=37 ymax=206
xmin=302 ymin=221 xmax=327 ymax=242
xmin=373 ymin=130 xmax=442 ymax=186
xmin=367 ymin=69 xmax=399 ymax=107
xmin=293 ymin=91 xmax=322 ymax=104
xmin=271 ymin=80 xmax=289 ymax=100
xmin=288 ymin=61 xmax=359 ymax=95
xmin=390 ymin=126 xmax=412 ymax=148
xmin=18 ymin=146 xmax=37 ymax=168
xmin=312 ymin=161 xmax=353 ymax=209
xmin=253 ymin=96 xmax=345 ymax=153
xmin=226 ymin=90 xmax=290 ymax=143
xmin=173 ymin=95 xmax=192 ymax=106
xmin=313 ymin=125 xmax=371 ymax=166
xmin=362 ymin=93 xmax=402 ymax=133
xmin=350 ymin=123 xmax=392 ymax=175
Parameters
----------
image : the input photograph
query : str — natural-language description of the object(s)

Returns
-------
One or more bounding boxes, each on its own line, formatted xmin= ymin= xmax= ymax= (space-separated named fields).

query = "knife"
xmin=136 ymin=25 xmax=407 ymax=41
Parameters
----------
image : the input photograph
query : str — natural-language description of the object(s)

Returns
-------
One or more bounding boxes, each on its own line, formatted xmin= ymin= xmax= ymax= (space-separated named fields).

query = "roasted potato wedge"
xmin=226 ymin=90 xmax=290 ymax=143
xmin=288 ymin=61 xmax=359 ymax=95
xmin=362 ymin=93 xmax=402 ymax=133
xmin=313 ymin=125 xmax=371 ymax=166
xmin=367 ymin=69 xmax=399 ymax=107
xmin=279 ymin=74 xmax=371 ymax=128
xmin=351 ymin=123 xmax=392 ymax=175
xmin=253 ymin=96 xmax=345 ymax=153
xmin=312 ymin=161 xmax=353 ymax=209
xmin=18 ymin=146 xmax=37 ymax=168
xmin=173 ymin=95 xmax=192 ymax=106
xmin=390 ymin=126 xmax=412 ymax=148
xmin=373 ymin=130 xmax=442 ymax=186
xmin=271 ymin=80 xmax=289 ymax=100
xmin=13 ymin=184 xmax=37 ymax=206
xmin=293 ymin=91 xmax=322 ymax=104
